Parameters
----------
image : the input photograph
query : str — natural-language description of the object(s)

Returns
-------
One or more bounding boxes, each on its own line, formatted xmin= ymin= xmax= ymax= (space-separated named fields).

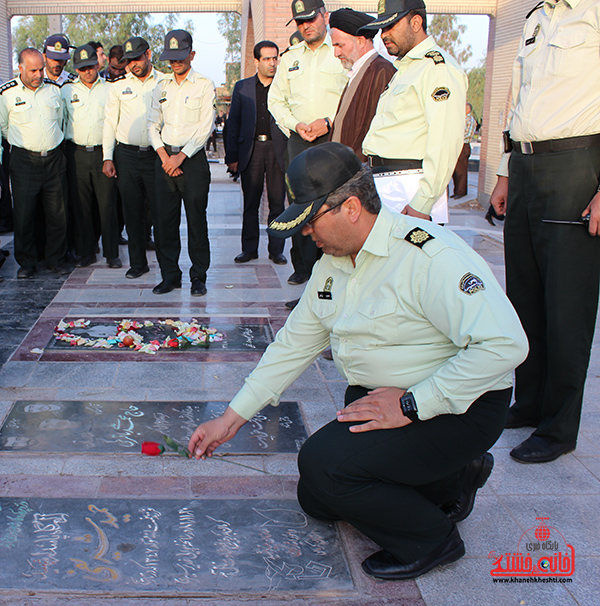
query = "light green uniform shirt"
xmin=0 ymin=77 xmax=64 ymax=154
xmin=498 ymin=0 xmax=600 ymax=176
xmin=62 ymin=77 xmax=110 ymax=147
xmin=148 ymin=69 xmax=216 ymax=159
xmin=102 ymin=69 xmax=166 ymax=161
xmin=229 ymin=206 xmax=528 ymax=421
xmin=363 ymin=37 xmax=467 ymax=215
xmin=268 ymin=34 xmax=347 ymax=137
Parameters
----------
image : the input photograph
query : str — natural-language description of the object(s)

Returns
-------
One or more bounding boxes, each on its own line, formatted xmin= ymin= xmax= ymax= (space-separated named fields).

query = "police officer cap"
xmin=329 ymin=8 xmax=377 ymax=39
xmin=44 ymin=33 xmax=72 ymax=60
xmin=286 ymin=0 xmax=325 ymax=26
xmin=359 ymin=0 xmax=426 ymax=32
xmin=267 ymin=143 xmax=362 ymax=239
xmin=122 ymin=37 xmax=150 ymax=60
xmin=160 ymin=30 xmax=193 ymax=61
xmin=73 ymin=44 xmax=99 ymax=70
xmin=289 ymin=30 xmax=303 ymax=46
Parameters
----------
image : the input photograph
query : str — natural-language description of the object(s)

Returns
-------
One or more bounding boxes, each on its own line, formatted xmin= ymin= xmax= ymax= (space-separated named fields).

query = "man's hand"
xmin=401 ymin=205 xmax=431 ymax=221
xmin=583 ymin=190 xmax=600 ymax=236
xmin=227 ymin=162 xmax=239 ymax=174
xmin=161 ymin=151 xmax=186 ymax=177
xmin=336 ymin=387 xmax=412 ymax=433
xmin=188 ymin=406 xmax=248 ymax=458
xmin=490 ymin=176 xmax=509 ymax=216
xmin=103 ymin=160 xmax=117 ymax=179
xmin=296 ymin=122 xmax=315 ymax=142
xmin=306 ymin=118 xmax=329 ymax=139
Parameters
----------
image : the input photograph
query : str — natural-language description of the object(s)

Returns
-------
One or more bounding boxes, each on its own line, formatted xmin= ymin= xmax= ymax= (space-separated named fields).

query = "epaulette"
xmin=405 ymin=227 xmax=435 ymax=248
xmin=0 ymin=80 xmax=17 ymax=95
xmin=107 ymin=74 xmax=126 ymax=83
xmin=526 ymin=2 xmax=544 ymax=19
xmin=44 ymin=78 xmax=62 ymax=87
xmin=424 ymin=50 xmax=445 ymax=65
xmin=67 ymin=72 xmax=77 ymax=81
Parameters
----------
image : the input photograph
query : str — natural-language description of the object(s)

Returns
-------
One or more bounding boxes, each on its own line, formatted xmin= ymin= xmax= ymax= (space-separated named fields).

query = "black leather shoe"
xmin=48 ymin=263 xmax=72 ymax=275
xmin=361 ymin=526 xmax=465 ymax=580
xmin=285 ymin=298 xmax=300 ymax=310
xmin=75 ymin=254 xmax=97 ymax=268
xmin=269 ymin=253 xmax=287 ymax=265
xmin=287 ymin=272 xmax=309 ymax=285
xmin=126 ymin=266 xmax=150 ymax=279
xmin=119 ymin=236 xmax=128 ymax=245
xmin=234 ymin=251 xmax=258 ymax=263
xmin=510 ymin=435 xmax=576 ymax=464
xmin=191 ymin=279 xmax=207 ymax=297
xmin=152 ymin=278 xmax=181 ymax=295
xmin=505 ymin=407 xmax=535 ymax=429
xmin=17 ymin=266 xmax=36 ymax=279
xmin=107 ymin=257 xmax=123 ymax=269
xmin=146 ymin=239 xmax=156 ymax=251
xmin=442 ymin=453 xmax=494 ymax=523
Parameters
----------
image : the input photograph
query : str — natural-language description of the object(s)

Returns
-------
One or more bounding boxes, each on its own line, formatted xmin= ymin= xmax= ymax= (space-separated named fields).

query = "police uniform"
xmin=62 ymin=47 xmax=119 ymax=265
xmin=0 ymin=76 xmax=67 ymax=272
xmin=499 ymin=0 xmax=600 ymax=456
xmin=103 ymin=66 xmax=166 ymax=274
xmin=148 ymin=64 xmax=215 ymax=288
xmin=45 ymin=68 xmax=76 ymax=86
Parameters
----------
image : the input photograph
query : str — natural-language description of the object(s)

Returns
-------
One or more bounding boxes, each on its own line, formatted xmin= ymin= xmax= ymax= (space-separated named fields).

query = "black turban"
xmin=329 ymin=8 xmax=377 ymax=39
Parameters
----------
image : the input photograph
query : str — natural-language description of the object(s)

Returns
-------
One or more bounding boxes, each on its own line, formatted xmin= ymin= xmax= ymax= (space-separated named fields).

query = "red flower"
xmin=168 ymin=339 xmax=179 ymax=348
xmin=141 ymin=441 xmax=165 ymax=456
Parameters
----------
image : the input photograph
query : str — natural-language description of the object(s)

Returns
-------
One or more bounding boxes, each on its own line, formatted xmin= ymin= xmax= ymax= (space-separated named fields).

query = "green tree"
xmin=429 ymin=15 xmax=472 ymax=66
xmin=467 ymin=61 xmax=486 ymax=124
xmin=218 ymin=12 xmax=241 ymax=93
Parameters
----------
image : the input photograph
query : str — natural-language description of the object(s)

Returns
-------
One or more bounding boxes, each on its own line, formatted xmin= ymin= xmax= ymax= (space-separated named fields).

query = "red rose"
xmin=141 ymin=441 xmax=165 ymax=456
xmin=168 ymin=339 xmax=179 ymax=348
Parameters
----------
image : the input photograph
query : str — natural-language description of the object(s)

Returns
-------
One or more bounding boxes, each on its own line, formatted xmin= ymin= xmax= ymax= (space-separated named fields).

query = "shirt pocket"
xmin=311 ymin=298 xmax=338 ymax=332
xmin=42 ymin=95 xmax=61 ymax=121
xmin=183 ymin=97 xmax=202 ymax=123
xmin=10 ymin=100 xmax=33 ymax=124
xmin=547 ymin=30 xmax=594 ymax=78
xmin=357 ymin=299 xmax=398 ymax=344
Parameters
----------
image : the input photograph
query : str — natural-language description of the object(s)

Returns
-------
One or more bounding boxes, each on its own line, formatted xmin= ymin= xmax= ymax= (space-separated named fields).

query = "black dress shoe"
xmin=48 ymin=263 xmax=72 ymax=275
xmin=152 ymin=278 xmax=181 ymax=295
xmin=287 ymin=272 xmax=309 ymax=285
xmin=234 ymin=251 xmax=258 ymax=263
xmin=442 ymin=452 xmax=494 ymax=523
xmin=126 ymin=266 xmax=150 ymax=279
xmin=146 ymin=239 xmax=156 ymax=251
xmin=191 ymin=278 xmax=207 ymax=297
xmin=119 ymin=235 xmax=128 ymax=245
xmin=17 ymin=266 xmax=36 ymax=279
xmin=361 ymin=526 xmax=465 ymax=580
xmin=269 ymin=253 xmax=287 ymax=265
xmin=510 ymin=435 xmax=576 ymax=464
xmin=505 ymin=407 xmax=535 ymax=429
xmin=75 ymin=254 xmax=97 ymax=268
xmin=107 ymin=257 xmax=123 ymax=268
xmin=285 ymin=298 xmax=300 ymax=310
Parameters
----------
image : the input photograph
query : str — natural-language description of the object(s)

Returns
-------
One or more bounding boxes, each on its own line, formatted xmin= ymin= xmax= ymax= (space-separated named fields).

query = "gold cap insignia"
xmin=54 ymin=42 xmax=62 ymax=51
xmin=378 ymin=0 xmax=386 ymax=15
xmin=170 ymin=37 xmax=179 ymax=49
xmin=295 ymin=0 xmax=305 ymax=13
xmin=80 ymin=49 xmax=88 ymax=60
xmin=125 ymin=41 xmax=133 ymax=52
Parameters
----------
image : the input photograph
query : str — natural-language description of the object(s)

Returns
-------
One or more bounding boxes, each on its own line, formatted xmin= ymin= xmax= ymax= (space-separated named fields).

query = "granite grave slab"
xmin=0 ymin=497 xmax=353 ymax=595
xmin=0 ymin=401 xmax=307 ymax=455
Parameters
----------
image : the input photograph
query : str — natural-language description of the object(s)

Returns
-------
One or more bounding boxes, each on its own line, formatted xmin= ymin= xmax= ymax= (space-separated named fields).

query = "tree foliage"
xmin=467 ymin=62 xmax=486 ymax=124
xmin=217 ymin=13 xmax=241 ymax=94
xmin=429 ymin=15 xmax=472 ymax=66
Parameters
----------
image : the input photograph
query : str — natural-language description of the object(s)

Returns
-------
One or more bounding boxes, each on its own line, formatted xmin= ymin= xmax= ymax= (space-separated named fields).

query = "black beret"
xmin=329 ymin=8 xmax=377 ymax=39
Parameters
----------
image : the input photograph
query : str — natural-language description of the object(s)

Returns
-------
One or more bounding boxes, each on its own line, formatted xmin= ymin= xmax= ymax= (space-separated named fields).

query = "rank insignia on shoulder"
xmin=459 ymin=272 xmax=485 ymax=295
xmin=108 ymin=74 xmax=126 ymax=83
xmin=0 ymin=80 xmax=17 ymax=95
xmin=405 ymin=228 xmax=434 ymax=248
xmin=67 ymin=73 xmax=77 ymax=81
xmin=425 ymin=50 xmax=445 ymax=65
xmin=432 ymin=87 xmax=450 ymax=102
xmin=318 ymin=276 xmax=334 ymax=300
xmin=44 ymin=78 xmax=61 ymax=87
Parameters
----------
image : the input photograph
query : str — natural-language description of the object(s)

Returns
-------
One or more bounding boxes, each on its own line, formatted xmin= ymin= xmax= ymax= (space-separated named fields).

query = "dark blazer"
xmin=225 ymin=74 xmax=288 ymax=173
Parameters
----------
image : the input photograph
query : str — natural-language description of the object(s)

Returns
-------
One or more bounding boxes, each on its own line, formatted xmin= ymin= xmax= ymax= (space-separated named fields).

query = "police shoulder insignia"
xmin=432 ymin=87 xmax=450 ymax=102
xmin=459 ymin=272 xmax=485 ymax=295
xmin=44 ymin=78 xmax=62 ymax=87
xmin=67 ymin=72 xmax=77 ymax=81
xmin=526 ymin=1 xmax=543 ymax=19
xmin=0 ymin=80 xmax=17 ymax=95
xmin=425 ymin=50 xmax=445 ymax=65
xmin=109 ymin=74 xmax=126 ymax=83
xmin=405 ymin=228 xmax=434 ymax=248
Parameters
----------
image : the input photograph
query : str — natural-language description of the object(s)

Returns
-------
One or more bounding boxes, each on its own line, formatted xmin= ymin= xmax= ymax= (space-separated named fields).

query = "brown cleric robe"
xmin=330 ymin=53 xmax=397 ymax=162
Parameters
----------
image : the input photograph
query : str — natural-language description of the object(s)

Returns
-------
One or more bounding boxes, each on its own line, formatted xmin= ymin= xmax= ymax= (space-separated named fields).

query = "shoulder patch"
xmin=67 ymin=73 xmax=77 ymax=81
xmin=405 ymin=227 xmax=435 ymax=248
xmin=459 ymin=272 xmax=485 ymax=295
xmin=107 ymin=74 xmax=126 ymax=83
xmin=425 ymin=50 xmax=445 ymax=65
xmin=526 ymin=1 xmax=544 ymax=19
xmin=0 ymin=80 xmax=17 ymax=95
xmin=432 ymin=87 xmax=450 ymax=102
xmin=44 ymin=78 xmax=62 ymax=87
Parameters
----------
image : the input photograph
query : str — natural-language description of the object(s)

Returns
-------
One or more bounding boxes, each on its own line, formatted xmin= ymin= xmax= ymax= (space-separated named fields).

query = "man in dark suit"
xmin=226 ymin=40 xmax=288 ymax=265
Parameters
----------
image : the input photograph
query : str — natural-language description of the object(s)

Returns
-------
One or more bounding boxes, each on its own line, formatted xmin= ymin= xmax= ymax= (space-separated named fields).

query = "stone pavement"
xmin=0 ymin=167 xmax=598 ymax=606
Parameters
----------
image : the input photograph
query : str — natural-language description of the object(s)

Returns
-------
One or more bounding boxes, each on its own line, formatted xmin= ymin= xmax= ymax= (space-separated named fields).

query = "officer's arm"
xmin=147 ymin=84 xmax=165 ymax=154
xmin=180 ymin=79 xmax=216 ymax=159
xmin=102 ymin=84 xmax=119 ymax=162
xmin=267 ymin=58 xmax=294 ymax=137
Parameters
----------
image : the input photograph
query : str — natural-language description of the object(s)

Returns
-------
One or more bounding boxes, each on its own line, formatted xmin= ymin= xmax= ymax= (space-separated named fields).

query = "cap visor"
xmin=75 ymin=60 xmax=98 ymax=70
xmin=286 ymin=10 xmax=317 ymax=26
xmin=45 ymin=51 xmax=71 ymax=60
xmin=160 ymin=49 xmax=191 ymax=61
xmin=358 ymin=10 xmax=408 ymax=30
xmin=266 ymin=195 xmax=327 ymax=238
xmin=123 ymin=51 xmax=145 ymax=60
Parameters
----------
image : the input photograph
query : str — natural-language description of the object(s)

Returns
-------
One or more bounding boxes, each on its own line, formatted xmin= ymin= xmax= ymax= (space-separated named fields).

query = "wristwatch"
xmin=324 ymin=117 xmax=332 ymax=132
xmin=400 ymin=392 xmax=419 ymax=422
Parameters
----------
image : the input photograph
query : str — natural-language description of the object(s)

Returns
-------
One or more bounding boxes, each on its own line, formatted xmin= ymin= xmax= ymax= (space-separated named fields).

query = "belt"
xmin=118 ymin=143 xmax=152 ymax=152
xmin=510 ymin=133 xmax=600 ymax=155
xmin=12 ymin=145 xmax=61 ymax=158
xmin=255 ymin=135 xmax=270 ymax=142
xmin=164 ymin=144 xmax=185 ymax=154
xmin=68 ymin=141 xmax=101 ymax=152
xmin=368 ymin=156 xmax=423 ymax=170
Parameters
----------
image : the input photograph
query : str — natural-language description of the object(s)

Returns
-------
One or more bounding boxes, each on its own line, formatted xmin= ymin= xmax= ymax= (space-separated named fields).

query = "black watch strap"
xmin=400 ymin=392 xmax=419 ymax=422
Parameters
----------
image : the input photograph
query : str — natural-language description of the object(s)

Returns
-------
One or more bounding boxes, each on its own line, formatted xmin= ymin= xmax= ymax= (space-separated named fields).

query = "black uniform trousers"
xmin=452 ymin=142 xmax=471 ymax=197
xmin=504 ymin=146 xmax=600 ymax=444
xmin=297 ymin=385 xmax=511 ymax=564
xmin=154 ymin=149 xmax=211 ymax=282
xmin=240 ymin=140 xmax=285 ymax=256
xmin=65 ymin=143 xmax=118 ymax=260
xmin=114 ymin=145 xmax=158 ymax=272
xmin=10 ymin=145 xmax=67 ymax=270
xmin=286 ymin=132 xmax=328 ymax=276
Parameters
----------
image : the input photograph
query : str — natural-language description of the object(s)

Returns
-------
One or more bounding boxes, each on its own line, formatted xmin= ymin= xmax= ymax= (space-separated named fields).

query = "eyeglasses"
xmin=307 ymin=200 xmax=345 ymax=225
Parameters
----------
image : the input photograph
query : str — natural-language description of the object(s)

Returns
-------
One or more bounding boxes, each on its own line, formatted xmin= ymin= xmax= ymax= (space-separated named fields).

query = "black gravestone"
xmin=0 ymin=401 xmax=307 ymax=455
xmin=0 ymin=497 xmax=353 ymax=594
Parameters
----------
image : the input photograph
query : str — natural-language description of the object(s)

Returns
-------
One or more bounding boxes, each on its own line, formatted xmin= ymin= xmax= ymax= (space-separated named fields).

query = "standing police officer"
xmin=0 ymin=49 xmax=68 ymax=278
xmin=103 ymin=37 xmax=166 ymax=280
xmin=62 ymin=44 xmax=121 ymax=269
xmin=148 ymin=30 xmax=216 ymax=296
